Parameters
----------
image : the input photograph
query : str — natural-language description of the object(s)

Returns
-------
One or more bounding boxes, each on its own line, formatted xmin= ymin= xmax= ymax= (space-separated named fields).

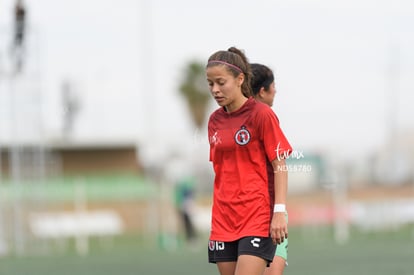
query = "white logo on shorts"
xmin=251 ymin=238 xmax=261 ymax=248
xmin=209 ymin=240 xmax=225 ymax=251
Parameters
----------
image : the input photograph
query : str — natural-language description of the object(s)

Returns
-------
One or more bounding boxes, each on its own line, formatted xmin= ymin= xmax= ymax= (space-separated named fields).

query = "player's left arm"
xmin=270 ymin=158 xmax=288 ymax=245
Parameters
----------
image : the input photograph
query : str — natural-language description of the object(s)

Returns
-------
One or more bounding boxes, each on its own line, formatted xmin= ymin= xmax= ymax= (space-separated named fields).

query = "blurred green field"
xmin=1 ymin=226 xmax=413 ymax=275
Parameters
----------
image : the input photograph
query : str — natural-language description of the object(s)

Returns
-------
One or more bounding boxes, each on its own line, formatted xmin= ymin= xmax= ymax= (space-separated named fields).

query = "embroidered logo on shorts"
xmin=234 ymin=126 xmax=251 ymax=146
xmin=251 ymin=238 xmax=261 ymax=248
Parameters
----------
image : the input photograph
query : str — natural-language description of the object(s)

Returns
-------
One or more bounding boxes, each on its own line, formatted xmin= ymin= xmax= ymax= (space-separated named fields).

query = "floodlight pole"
xmin=333 ymin=163 xmax=349 ymax=245
xmin=74 ymin=179 xmax=89 ymax=256
xmin=139 ymin=0 xmax=164 ymax=248
xmin=0 ymin=33 xmax=6 ymax=256
xmin=8 ymin=0 xmax=27 ymax=256
xmin=0 ymin=143 xmax=7 ymax=256
xmin=386 ymin=44 xmax=399 ymax=152
xmin=9 ymin=73 xmax=25 ymax=256
xmin=384 ymin=43 xmax=400 ymax=184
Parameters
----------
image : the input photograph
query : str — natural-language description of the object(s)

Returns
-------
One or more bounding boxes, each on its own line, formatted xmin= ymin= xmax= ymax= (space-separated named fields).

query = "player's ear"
xmin=237 ymin=73 xmax=244 ymax=87
xmin=259 ymin=87 xmax=266 ymax=98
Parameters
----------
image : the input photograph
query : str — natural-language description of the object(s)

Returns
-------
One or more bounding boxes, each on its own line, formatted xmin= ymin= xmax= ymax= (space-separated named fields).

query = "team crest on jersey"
xmin=234 ymin=126 xmax=251 ymax=145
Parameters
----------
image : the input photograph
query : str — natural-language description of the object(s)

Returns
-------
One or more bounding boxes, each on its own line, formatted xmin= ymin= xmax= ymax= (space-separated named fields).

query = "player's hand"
xmin=270 ymin=212 xmax=288 ymax=245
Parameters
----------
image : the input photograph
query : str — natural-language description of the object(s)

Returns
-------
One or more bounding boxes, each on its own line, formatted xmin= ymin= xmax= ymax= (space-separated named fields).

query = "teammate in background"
xmin=251 ymin=63 xmax=289 ymax=275
xmin=206 ymin=47 xmax=292 ymax=275
xmin=174 ymin=175 xmax=197 ymax=244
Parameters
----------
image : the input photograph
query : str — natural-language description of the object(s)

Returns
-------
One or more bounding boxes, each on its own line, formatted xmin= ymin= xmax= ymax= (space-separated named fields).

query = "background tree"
xmin=179 ymin=61 xmax=211 ymax=129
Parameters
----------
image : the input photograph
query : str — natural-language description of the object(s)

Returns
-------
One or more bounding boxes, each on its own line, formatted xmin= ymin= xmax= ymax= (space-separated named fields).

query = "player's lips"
xmin=214 ymin=96 xmax=225 ymax=102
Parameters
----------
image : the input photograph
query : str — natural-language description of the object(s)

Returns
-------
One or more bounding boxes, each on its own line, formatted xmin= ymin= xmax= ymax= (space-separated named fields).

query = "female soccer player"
xmin=251 ymin=63 xmax=289 ymax=275
xmin=206 ymin=47 xmax=292 ymax=275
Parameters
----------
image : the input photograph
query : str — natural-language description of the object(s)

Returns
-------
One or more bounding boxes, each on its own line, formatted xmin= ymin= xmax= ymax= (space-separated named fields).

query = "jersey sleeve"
xmin=257 ymin=107 xmax=292 ymax=162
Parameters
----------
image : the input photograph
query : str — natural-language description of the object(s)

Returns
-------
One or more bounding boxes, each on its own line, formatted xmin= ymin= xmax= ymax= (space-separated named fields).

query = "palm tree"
xmin=179 ymin=61 xmax=211 ymax=129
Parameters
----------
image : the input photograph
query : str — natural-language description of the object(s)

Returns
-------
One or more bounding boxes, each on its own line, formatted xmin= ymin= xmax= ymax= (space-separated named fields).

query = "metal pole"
xmin=9 ymin=73 xmax=25 ymax=256
xmin=74 ymin=179 xmax=88 ymax=256
xmin=0 ymin=28 xmax=8 ymax=256
xmin=0 ymin=147 xmax=8 ymax=256
xmin=333 ymin=163 xmax=349 ymax=245
xmin=140 ymin=0 xmax=155 ymax=142
xmin=139 ymin=0 xmax=161 ymax=248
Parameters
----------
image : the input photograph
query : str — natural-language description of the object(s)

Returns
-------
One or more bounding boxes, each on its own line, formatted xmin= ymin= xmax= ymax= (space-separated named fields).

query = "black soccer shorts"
xmin=208 ymin=236 xmax=276 ymax=265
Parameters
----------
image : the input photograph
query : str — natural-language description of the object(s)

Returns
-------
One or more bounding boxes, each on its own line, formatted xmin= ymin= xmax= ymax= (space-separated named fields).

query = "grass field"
xmin=1 ymin=225 xmax=413 ymax=275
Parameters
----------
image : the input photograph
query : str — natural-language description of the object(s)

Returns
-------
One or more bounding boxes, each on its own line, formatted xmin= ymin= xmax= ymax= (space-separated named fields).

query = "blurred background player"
xmin=174 ymin=174 xmax=197 ymax=245
xmin=251 ymin=63 xmax=289 ymax=275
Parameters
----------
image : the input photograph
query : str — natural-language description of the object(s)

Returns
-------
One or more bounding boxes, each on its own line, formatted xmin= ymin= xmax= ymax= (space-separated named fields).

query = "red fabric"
xmin=208 ymin=97 xmax=292 ymax=241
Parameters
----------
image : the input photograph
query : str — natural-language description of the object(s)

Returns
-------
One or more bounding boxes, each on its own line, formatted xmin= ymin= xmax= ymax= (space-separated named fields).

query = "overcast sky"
xmin=0 ymin=0 xmax=413 ymax=162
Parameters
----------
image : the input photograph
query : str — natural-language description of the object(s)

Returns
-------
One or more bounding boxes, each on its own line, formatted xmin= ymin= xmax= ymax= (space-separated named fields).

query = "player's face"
xmin=263 ymin=81 xmax=276 ymax=107
xmin=206 ymin=65 xmax=244 ymax=108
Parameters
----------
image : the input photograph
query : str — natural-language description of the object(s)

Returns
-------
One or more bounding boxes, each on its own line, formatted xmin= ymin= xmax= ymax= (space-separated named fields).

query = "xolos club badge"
xmin=234 ymin=126 xmax=251 ymax=146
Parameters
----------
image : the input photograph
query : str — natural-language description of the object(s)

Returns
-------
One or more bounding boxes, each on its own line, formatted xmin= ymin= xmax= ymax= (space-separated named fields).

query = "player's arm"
xmin=270 ymin=157 xmax=288 ymax=245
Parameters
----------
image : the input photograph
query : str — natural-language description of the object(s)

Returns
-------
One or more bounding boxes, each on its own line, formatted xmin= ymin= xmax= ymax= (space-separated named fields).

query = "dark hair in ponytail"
xmin=206 ymin=46 xmax=252 ymax=98
xmin=250 ymin=63 xmax=275 ymax=96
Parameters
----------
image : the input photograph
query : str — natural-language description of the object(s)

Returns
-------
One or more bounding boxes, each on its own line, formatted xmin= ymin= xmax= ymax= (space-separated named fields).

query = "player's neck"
xmin=225 ymin=96 xmax=248 ymax=113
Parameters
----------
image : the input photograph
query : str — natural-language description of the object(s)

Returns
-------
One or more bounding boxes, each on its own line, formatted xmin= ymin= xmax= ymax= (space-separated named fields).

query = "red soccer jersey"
xmin=208 ymin=97 xmax=292 ymax=241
